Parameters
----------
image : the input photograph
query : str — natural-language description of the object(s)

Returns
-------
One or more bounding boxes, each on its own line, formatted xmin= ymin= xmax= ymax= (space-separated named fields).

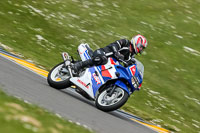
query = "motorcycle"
xmin=47 ymin=43 xmax=144 ymax=112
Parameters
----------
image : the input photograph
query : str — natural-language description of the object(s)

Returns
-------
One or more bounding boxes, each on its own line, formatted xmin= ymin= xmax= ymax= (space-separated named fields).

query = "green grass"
xmin=0 ymin=0 xmax=200 ymax=132
xmin=0 ymin=90 xmax=93 ymax=133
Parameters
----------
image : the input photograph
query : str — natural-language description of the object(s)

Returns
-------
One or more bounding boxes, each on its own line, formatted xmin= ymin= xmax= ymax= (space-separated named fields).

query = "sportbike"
xmin=47 ymin=43 xmax=144 ymax=112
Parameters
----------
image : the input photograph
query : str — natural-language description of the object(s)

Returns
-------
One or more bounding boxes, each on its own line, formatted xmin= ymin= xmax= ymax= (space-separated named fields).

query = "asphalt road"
xmin=0 ymin=55 xmax=155 ymax=133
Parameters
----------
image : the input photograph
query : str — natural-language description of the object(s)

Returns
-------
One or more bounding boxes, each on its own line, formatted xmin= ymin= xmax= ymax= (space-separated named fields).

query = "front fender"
xmin=114 ymin=80 xmax=130 ymax=95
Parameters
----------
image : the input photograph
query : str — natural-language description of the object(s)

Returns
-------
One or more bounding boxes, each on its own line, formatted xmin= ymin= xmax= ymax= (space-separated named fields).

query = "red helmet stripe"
xmin=136 ymin=37 xmax=142 ymax=45
xmin=138 ymin=34 xmax=147 ymax=47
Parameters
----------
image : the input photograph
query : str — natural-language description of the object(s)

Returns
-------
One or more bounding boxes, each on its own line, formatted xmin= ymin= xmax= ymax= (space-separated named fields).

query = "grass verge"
xmin=0 ymin=89 xmax=93 ymax=133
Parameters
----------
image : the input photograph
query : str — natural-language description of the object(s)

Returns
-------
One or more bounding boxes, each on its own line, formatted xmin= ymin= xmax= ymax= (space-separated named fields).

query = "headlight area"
xmin=131 ymin=76 xmax=140 ymax=89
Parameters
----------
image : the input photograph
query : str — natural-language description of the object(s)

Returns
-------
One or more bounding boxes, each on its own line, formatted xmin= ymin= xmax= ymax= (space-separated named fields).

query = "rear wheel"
xmin=47 ymin=62 xmax=71 ymax=89
xmin=96 ymin=86 xmax=129 ymax=112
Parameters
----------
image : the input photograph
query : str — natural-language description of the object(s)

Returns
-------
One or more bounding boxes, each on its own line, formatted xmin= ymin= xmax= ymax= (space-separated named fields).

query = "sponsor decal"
xmin=77 ymin=79 xmax=89 ymax=89
xmin=93 ymin=73 xmax=101 ymax=85
xmin=129 ymin=65 xmax=136 ymax=76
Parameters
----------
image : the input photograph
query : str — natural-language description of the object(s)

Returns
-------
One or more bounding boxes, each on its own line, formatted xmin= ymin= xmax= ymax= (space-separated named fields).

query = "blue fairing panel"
xmin=114 ymin=80 xmax=130 ymax=95
xmin=115 ymin=64 xmax=138 ymax=92
xmin=115 ymin=65 xmax=130 ymax=78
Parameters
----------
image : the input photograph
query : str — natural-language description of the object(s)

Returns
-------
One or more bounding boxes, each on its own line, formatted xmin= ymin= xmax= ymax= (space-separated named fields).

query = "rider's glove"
xmin=125 ymin=61 xmax=132 ymax=67
xmin=129 ymin=58 xmax=136 ymax=64
xmin=114 ymin=52 xmax=124 ymax=60
xmin=124 ymin=58 xmax=136 ymax=67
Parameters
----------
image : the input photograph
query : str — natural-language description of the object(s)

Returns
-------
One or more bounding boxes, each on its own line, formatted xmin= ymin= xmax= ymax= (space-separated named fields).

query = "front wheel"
xmin=95 ymin=86 xmax=129 ymax=112
xmin=47 ymin=62 xmax=71 ymax=89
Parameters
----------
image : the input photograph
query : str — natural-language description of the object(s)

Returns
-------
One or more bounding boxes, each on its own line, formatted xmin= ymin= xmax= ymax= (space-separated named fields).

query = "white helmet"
xmin=131 ymin=34 xmax=148 ymax=54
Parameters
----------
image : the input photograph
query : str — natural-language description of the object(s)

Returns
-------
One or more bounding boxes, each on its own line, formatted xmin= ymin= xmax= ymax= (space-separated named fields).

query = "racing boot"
xmin=71 ymin=59 xmax=93 ymax=74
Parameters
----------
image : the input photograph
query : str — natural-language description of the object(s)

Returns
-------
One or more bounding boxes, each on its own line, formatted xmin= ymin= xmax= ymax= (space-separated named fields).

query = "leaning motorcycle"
xmin=47 ymin=43 xmax=144 ymax=112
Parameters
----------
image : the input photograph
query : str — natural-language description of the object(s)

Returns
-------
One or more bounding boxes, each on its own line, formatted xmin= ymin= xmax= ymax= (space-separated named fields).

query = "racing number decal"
xmin=129 ymin=65 xmax=136 ymax=76
xmin=93 ymin=73 xmax=101 ymax=85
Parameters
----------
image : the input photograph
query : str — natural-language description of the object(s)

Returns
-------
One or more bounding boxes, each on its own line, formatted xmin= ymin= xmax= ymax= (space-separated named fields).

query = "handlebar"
xmin=118 ymin=58 xmax=129 ymax=66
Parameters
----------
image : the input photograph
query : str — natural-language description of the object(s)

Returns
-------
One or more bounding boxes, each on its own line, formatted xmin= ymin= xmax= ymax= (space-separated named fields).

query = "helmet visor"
xmin=137 ymin=43 xmax=145 ymax=54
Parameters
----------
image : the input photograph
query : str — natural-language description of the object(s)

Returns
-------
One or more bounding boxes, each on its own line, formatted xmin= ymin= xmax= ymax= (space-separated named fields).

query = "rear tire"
xmin=95 ymin=86 xmax=129 ymax=112
xmin=47 ymin=62 xmax=71 ymax=89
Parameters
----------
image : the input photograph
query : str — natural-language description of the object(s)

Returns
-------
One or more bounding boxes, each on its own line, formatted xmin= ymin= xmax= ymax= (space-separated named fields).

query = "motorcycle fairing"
xmin=114 ymin=80 xmax=130 ymax=94
xmin=113 ymin=65 xmax=135 ymax=93
xmin=70 ymin=65 xmax=106 ymax=99
xmin=90 ymin=58 xmax=119 ymax=97
xmin=78 ymin=43 xmax=91 ymax=61
xmin=113 ymin=64 xmax=143 ymax=92
xmin=89 ymin=67 xmax=104 ymax=97
xmin=97 ymin=58 xmax=118 ymax=81
xmin=127 ymin=64 xmax=143 ymax=91
xmin=70 ymin=68 xmax=95 ymax=98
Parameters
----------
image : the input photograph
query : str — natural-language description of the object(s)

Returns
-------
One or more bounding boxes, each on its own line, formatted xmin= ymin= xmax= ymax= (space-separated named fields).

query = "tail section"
xmin=78 ymin=43 xmax=92 ymax=61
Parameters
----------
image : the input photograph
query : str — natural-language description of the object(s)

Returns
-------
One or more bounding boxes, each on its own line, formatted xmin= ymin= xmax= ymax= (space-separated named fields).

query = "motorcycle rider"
xmin=72 ymin=34 xmax=148 ymax=72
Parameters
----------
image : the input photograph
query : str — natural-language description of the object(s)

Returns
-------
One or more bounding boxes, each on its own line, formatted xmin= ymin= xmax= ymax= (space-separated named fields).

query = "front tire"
xmin=47 ymin=62 xmax=71 ymax=89
xmin=95 ymin=86 xmax=129 ymax=112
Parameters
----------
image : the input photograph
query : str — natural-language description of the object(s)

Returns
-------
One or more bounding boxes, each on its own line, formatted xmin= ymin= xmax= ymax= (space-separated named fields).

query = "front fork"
xmin=107 ymin=85 xmax=116 ymax=97
xmin=106 ymin=80 xmax=131 ymax=96
xmin=61 ymin=52 xmax=73 ymax=78
xmin=114 ymin=80 xmax=130 ymax=95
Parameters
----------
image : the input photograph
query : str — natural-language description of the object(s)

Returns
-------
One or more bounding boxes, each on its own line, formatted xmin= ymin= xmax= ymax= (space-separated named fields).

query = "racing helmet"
xmin=130 ymin=34 xmax=148 ymax=54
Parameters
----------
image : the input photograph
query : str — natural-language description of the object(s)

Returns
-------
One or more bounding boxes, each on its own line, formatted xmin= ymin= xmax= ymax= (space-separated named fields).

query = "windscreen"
xmin=134 ymin=59 xmax=144 ymax=79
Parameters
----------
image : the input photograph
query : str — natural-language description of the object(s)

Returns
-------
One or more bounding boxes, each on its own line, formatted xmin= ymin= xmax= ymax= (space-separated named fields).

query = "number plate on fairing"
xmin=129 ymin=65 xmax=136 ymax=76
